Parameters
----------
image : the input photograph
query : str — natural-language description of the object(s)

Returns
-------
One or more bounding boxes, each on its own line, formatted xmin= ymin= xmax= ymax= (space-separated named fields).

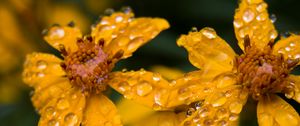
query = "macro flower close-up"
xmin=107 ymin=0 xmax=300 ymax=126
xmin=22 ymin=9 xmax=169 ymax=126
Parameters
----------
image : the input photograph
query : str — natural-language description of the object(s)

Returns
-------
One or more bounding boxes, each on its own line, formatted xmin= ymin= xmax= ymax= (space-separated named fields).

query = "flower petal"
xmin=23 ymin=53 xmax=65 ymax=88
xmin=257 ymin=94 xmax=300 ymax=126
xmin=273 ymin=34 xmax=300 ymax=64
xmin=180 ymin=86 xmax=248 ymax=126
xmin=288 ymin=75 xmax=300 ymax=104
xmin=131 ymin=111 xmax=185 ymax=126
xmin=177 ymin=27 xmax=236 ymax=74
xmin=38 ymin=87 xmax=86 ymax=126
xmin=92 ymin=12 xmax=169 ymax=59
xmin=44 ymin=25 xmax=82 ymax=53
xmin=234 ymin=0 xmax=277 ymax=50
xmin=108 ymin=69 xmax=237 ymax=110
xmin=81 ymin=94 xmax=122 ymax=126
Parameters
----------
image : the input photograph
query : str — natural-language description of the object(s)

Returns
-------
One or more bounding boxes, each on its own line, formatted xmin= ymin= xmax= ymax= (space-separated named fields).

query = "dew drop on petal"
xmin=118 ymin=82 xmax=131 ymax=93
xmin=229 ymin=102 xmax=243 ymax=114
xmin=115 ymin=16 xmax=123 ymax=23
xmin=136 ymin=81 xmax=153 ymax=96
xmin=37 ymin=72 xmax=45 ymax=78
xmin=216 ymin=108 xmax=229 ymax=119
xmin=294 ymin=54 xmax=300 ymax=59
xmin=285 ymin=47 xmax=291 ymax=52
xmin=186 ymin=108 xmax=195 ymax=117
xmin=124 ymin=91 xmax=134 ymax=100
xmin=289 ymin=42 xmax=296 ymax=47
xmin=190 ymin=27 xmax=198 ymax=32
xmin=57 ymin=98 xmax=70 ymax=110
xmin=233 ymin=19 xmax=243 ymax=28
xmin=243 ymin=9 xmax=255 ymax=23
xmin=37 ymin=60 xmax=47 ymax=70
xmin=229 ymin=114 xmax=238 ymax=121
xmin=45 ymin=106 xmax=56 ymax=118
xmin=152 ymin=73 xmax=161 ymax=82
xmin=199 ymin=107 xmax=210 ymax=117
xmin=212 ymin=94 xmax=227 ymax=107
xmin=203 ymin=119 xmax=214 ymax=126
xmin=256 ymin=13 xmax=267 ymax=21
xmin=270 ymin=14 xmax=277 ymax=23
xmin=50 ymin=28 xmax=65 ymax=39
xmin=48 ymin=119 xmax=60 ymax=126
xmin=218 ymin=120 xmax=228 ymax=126
xmin=269 ymin=30 xmax=278 ymax=40
xmin=201 ymin=27 xmax=217 ymax=39
xmin=256 ymin=2 xmax=267 ymax=12
xmin=152 ymin=103 xmax=162 ymax=110
xmin=64 ymin=113 xmax=78 ymax=126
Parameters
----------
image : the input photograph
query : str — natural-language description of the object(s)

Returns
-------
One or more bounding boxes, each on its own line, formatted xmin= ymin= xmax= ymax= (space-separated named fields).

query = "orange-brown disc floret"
xmin=236 ymin=36 xmax=298 ymax=99
xmin=60 ymin=37 xmax=122 ymax=94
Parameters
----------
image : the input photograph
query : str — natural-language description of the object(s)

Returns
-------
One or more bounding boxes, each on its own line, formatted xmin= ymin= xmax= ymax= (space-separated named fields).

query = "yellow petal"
xmin=38 ymin=87 xmax=86 ymax=126
xmin=288 ymin=75 xmax=300 ymax=104
xmin=117 ymin=98 xmax=154 ymax=124
xmin=180 ymin=85 xmax=248 ymax=126
xmin=91 ymin=11 xmax=169 ymax=59
xmin=44 ymin=26 xmax=82 ymax=53
xmin=273 ymin=34 xmax=300 ymax=64
xmin=108 ymin=70 xmax=237 ymax=110
xmin=257 ymin=95 xmax=300 ymax=126
xmin=131 ymin=111 xmax=185 ymax=126
xmin=81 ymin=94 xmax=122 ymax=126
xmin=177 ymin=27 xmax=236 ymax=75
xmin=31 ymin=78 xmax=71 ymax=111
xmin=23 ymin=53 xmax=65 ymax=88
xmin=234 ymin=0 xmax=277 ymax=50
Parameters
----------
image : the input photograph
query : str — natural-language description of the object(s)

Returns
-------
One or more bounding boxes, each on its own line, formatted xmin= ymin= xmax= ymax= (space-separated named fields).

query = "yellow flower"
xmin=108 ymin=0 xmax=300 ymax=126
xmin=22 ymin=8 xmax=169 ymax=126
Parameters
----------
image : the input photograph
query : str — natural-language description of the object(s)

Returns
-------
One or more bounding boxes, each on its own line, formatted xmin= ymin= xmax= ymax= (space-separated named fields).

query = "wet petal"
xmin=273 ymin=34 xmax=300 ymax=64
xmin=180 ymin=86 xmax=248 ymax=126
xmin=257 ymin=95 xmax=300 ymax=126
xmin=44 ymin=26 xmax=82 ymax=53
xmin=234 ymin=0 xmax=277 ymax=50
xmin=38 ymin=87 xmax=86 ymax=126
xmin=132 ymin=111 xmax=185 ymax=126
xmin=177 ymin=27 xmax=236 ymax=74
xmin=23 ymin=53 xmax=65 ymax=88
xmin=92 ymin=12 xmax=169 ymax=59
xmin=288 ymin=75 xmax=300 ymax=104
xmin=108 ymin=70 xmax=237 ymax=110
xmin=81 ymin=94 xmax=122 ymax=126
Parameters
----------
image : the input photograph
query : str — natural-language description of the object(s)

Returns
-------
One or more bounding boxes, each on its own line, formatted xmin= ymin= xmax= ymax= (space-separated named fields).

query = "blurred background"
xmin=0 ymin=0 xmax=299 ymax=126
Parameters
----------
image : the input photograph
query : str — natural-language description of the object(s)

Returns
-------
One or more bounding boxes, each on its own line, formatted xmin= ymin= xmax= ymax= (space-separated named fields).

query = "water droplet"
xmin=294 ymin=54 xmax=300 ymax=59
xmin=37 ymin=72 xmax=45 ymax=78
xmin=124 ymin=91 xmax=134 ymax=99
xmin=115 ymin=16 xmax=123 ymax=23
xmin=50 ymin=28 xmax=65 ymax=39
xmin=195 ymin=100 xmax=204 ymax=109
xmin=57 ymin=98 xmax=70 ymax=110
xmin=201 ymin=27 xmax=217 ymax=39
xmin=218 ymin=120 xmax=228 ymax=126
xmin=186 ymin=108 xmax=195 ymax=117
xmin=118 ymin=82 xmax=131 ymax=92
xmin=152 ymin=103 xmax=162 ymax=110
xmin=203 ymin=119 xmax=214 ymax=126
xmin=238 ymin=27 xmax=250 ymax=38
xmin=229 ymin=114 xmax=238 ymax=121
xmin=136 ymin=81 xmax=153 ymax=96
xmin=211 ymin=94 xmax=227 ymax=107
xmin=233 ymin=19 xmax=243 ymax=28
xmin=270 ymin=14 xmax=277 ymax=23
xmin=256 ymin=3 xmax=267 ymax=12
xmin=199 ymin=107 xmax=210 ymax=117
xmin=190 ymin=27 xmax=198 ymax=32
xmin=275 ymin=110 xmax=299 ymax=126
xmin=104 ymin=8 xmax=114 ymax=15
xmin=37 ymin=60 xmax=47 ymax=70
xmin=121 ymin=6 xmax=132 ymax=14
xmin=229 ymin=102 xmax=243 ymax=114
xmin=64 ymin=113 xmax=78 ymax=126
xmin=48 ymin=119 xmax=60 ymax=126
xmin=289 ymin=42 xmax=295 ymax=47
xmin=215 ymin=74 xmax=236 ymax=89
xmin=285 ymin=47 xmax=291 ymax=52
xmin=216 ymin=108 xmax=229 ymax=119
xmin=243 ymin=9 xmax=255 ymax=23
xmin=152 ymin=73 xmax=161 ymax=81
xmin=269 ymin=30 xmax=278 ymax=40
xmin=45 ymin=106 xmax=56 ymax=118
xmin=256 ymin=13 xmax=267 ymax=21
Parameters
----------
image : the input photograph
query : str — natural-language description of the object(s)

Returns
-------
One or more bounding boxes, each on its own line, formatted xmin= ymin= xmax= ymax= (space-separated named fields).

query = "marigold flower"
xmin=22 ymin=8 xmax=169 ymax=126
xmin=108 ymin=0 xmax=300 ymax=126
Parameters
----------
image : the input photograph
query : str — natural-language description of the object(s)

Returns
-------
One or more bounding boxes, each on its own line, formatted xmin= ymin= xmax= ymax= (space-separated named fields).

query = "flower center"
xmin=60 ymin=36 xmax=123 ymax=94
xmin=235 ymin=36 xmax=298 ymax=100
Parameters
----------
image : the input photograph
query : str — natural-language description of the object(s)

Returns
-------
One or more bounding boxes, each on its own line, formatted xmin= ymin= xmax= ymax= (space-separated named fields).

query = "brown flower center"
xmin=59 ymin=36 xmax=123 ymax=94
xmin=236 ymin=36 xmax=298 ymax=100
